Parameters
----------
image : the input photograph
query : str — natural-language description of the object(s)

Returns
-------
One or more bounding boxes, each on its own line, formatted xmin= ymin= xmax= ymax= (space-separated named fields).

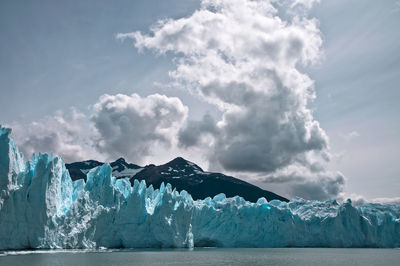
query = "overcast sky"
xmin=0 ymin=0 xmax=399 ymax=203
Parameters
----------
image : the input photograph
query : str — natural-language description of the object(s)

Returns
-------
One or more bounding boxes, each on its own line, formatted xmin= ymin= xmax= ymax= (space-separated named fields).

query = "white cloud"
xmin=8 ymin=108 xmax=101 ymax=163
xmin=338 ymin=130 xmax=360 ymax=141
xmin=344 ymin=193 xmax=400 ymax=206
xmin=290 ymin=0 xmax=320 ymax=9
xmin=91 ymin=93 xmax=188 ymax=164
xmin=7 ymin=0 xmax=351 ymax=201
xmin=9 ymin=93 xmax=188 ymax=165
xmin=371 ymin=197 xmax=400 ymax=205
xmin=119 ymin=0 xmax=344 ymax=200
xmin=258 ymin=151 xmax=346 ymax=200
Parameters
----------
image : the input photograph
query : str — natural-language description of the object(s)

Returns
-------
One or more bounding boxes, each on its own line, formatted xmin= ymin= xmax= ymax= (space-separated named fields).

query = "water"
xmin=0 ymin=248 xmax=399 ymax=266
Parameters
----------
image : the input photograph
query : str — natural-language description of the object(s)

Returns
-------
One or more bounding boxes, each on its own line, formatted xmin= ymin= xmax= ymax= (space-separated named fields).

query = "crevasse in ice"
xmin=0 ymin=126 xmax=399 ymax=250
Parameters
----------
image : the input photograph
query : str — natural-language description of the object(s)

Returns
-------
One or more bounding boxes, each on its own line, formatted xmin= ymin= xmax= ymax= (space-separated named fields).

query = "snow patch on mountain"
xmin=112 ymin=167 xmax=143 ymax=178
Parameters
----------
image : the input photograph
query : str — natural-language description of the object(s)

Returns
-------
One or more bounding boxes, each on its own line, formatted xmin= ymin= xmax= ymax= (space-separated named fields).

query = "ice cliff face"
xmin=0 ymin=126 xmax=399 ymax=250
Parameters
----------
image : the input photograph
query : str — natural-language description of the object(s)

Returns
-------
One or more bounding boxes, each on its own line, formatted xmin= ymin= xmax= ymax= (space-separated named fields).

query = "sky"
xmin=0 ymin=0 xmax=399 ymax=203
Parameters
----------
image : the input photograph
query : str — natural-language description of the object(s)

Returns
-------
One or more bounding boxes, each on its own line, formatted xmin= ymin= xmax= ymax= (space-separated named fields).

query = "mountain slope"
xmin=66 ymin=158 xmax=142 ymax=182
xmin=133 ymin=157 xmax=288 ymax=202
xmin=66 ymin=160 xmax=103 ymax=181
xmin=66 ymin=157 xmax=288 ymax=202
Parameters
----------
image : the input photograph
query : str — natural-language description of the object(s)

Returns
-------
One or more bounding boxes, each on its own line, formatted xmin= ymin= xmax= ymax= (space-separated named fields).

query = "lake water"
xmin=0 ymin=248 xmax=399 ymax=266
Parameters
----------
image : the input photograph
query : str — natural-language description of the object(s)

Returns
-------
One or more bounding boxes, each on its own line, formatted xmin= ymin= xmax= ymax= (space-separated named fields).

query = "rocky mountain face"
xmin=66 ymin=157 xmax=288 ymax=202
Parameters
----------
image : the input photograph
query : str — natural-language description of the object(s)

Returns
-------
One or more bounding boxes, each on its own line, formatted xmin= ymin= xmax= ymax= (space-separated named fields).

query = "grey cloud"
xmin=289 ymin=175 xmax=344 ymax=200
xmin=119 ymin=0 xmax=344 ymax=199
xmin=20 ymin=133 xmax=59 ymax=156
xmin=178 ymin=113 xmax=218 ymax=148
xmin=9 ymin=93 xmax=189 ymax=165
xmin=212 ymin=85 xmax=328 ymax=173
xmin=346 ymin=194 xmax=400 ymax=206
xmin=263 ymin=170 xmax=345 ymax=200
xmin=91 ymin=93 xmax=188 ymax=164
xmin=9 ymin=108 xmax=99 ymax=163
xmin=371 ymin=197 xmax=400 ymax=205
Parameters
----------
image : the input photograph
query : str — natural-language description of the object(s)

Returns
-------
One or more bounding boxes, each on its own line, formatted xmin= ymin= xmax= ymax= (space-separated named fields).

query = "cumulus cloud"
xmin=371 ymin=197 xmax=400 ymax=205
xmin=8 ymin=108 xmax=100 ymax=163
xmin=119 ymin=0 xmax=343 ymax=200
xmin=178 ymin=113 xmax=218 ymax=148
xmin=8 ymin=0 xmax=348 ymax=201
xmin=290 ymin=0 xmax=320 ymax=9
xmin=344 ymin=194 xmax=400 ymax=206
xmin=262 ymin=159 xmax=346 ymax=200
xmin=91 ymin=93 xmax=188 ymax=164
xmin=9 ymin=93 xmax=188 ymax=165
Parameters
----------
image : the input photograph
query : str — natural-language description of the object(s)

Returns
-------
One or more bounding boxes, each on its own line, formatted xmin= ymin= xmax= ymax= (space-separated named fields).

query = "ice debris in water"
xmin=0 ymin=126 xmax=399 ymax=250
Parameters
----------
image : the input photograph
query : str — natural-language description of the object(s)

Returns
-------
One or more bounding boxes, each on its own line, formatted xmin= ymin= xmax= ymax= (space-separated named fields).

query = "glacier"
xmin=0 ymin=126 xmax=399 ymax=250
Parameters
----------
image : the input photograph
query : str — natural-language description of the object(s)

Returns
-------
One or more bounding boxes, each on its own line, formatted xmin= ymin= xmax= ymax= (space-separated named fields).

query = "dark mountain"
xmin=110 ymin=157 xmax=141 ymax=172
xmin=133 ymin=157 xmax=288 ymax=202
xmin=66 ymin=160 xmax=103 ymax=181
xmin=66 ymin=158 xmax=142 ymax=182
xmin=66 ymin=157 xmax=288 ymax=202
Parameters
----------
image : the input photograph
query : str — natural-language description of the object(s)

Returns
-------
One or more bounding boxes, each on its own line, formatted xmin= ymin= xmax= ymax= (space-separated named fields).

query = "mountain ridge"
xmin=66 ymin=157 xmax=288 ymax=202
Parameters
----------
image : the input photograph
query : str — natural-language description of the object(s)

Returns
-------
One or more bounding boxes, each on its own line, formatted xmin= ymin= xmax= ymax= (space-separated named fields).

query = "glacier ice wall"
xmin=0 ymin=127 xmax=399 ymax=250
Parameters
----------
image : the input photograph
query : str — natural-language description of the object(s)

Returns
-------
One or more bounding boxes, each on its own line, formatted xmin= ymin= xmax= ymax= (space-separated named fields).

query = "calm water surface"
xmin=0 ymin=248 xmax=399 ymax=266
